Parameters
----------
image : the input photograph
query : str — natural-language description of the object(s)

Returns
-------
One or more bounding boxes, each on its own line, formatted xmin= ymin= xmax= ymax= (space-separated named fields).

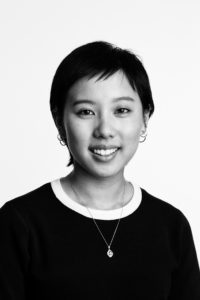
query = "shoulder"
xmin=140 ymin=187 xmax=189 ymax=230
xmin=139 ymin=188 xmax=196 ymax=261
xmin=0 ymin=182 xmax=54 ymax=217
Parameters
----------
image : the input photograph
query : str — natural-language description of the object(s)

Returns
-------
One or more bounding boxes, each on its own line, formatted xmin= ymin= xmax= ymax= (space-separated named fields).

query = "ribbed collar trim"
xmin=51 ymin=178 xmax=142 ymax=220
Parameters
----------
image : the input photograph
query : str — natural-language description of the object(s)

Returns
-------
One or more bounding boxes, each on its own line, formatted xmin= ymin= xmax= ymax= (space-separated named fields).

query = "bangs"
xmin=86 ymin=68 xmax=137 ymax=93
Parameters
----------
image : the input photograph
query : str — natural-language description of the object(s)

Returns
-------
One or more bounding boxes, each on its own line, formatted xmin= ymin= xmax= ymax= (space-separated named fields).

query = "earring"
xmin=139 ymin=131 xmax=147 ymax=143
xmin=57 ymin=134 xmax=66 ymax=146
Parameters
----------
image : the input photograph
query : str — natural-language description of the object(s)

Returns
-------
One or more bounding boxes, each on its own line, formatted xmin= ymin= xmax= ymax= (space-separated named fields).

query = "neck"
xmin=66 ymin=166 xmax=127 ymax=210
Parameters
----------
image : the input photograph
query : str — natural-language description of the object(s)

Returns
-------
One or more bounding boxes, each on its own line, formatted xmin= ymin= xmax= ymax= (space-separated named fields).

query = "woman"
xmin=0 ymin=41 xmax=200 ymax=299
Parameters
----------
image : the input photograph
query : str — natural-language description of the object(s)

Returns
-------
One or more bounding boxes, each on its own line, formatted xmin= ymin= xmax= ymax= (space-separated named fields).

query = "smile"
xmin=92 ymin=148 xmax=118 ymax=156
xmin=89 ymin=147 xmax=120 ymax=162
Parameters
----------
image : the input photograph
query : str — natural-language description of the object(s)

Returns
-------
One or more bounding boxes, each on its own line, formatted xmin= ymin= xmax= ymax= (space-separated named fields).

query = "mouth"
xmin=89 ymin=147 xmax=120 ymax=161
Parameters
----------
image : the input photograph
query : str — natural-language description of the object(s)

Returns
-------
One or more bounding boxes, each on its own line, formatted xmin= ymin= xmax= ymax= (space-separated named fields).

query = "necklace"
xmin=70 ymin=180 xmax=126 ymax=258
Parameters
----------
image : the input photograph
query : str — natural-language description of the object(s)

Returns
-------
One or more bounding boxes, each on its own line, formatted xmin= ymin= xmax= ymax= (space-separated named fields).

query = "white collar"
xmin=51 ymin=178 xmax=142 ymax=220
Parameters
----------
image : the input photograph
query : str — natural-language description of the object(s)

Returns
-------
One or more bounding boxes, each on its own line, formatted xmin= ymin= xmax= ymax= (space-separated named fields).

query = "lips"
xmin=89 ymin=145 xmax=120 ymax=151
xmin=89 ymin=146 xmax=120 ymax=155
xmin=89 ymin=145 xmax=120 ymax=159
xmin=93 ymin=148 xmax=118 ymax=156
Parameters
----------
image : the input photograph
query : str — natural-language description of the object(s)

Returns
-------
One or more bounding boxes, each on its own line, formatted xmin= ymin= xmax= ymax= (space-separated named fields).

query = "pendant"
xmin=107 ymin=247 xmax=114 ymax=258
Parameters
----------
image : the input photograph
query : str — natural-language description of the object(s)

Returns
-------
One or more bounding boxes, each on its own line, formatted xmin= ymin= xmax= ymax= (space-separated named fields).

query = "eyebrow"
xmin=72 ymin=96 xmax=135 ymax=106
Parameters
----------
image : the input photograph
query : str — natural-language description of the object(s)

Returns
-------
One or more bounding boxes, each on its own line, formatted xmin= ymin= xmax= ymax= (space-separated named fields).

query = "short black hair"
xmin=50 ymin=41 xmax=154 ymax=167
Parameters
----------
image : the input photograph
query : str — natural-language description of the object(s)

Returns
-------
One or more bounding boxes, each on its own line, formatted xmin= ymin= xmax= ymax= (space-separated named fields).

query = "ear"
xmin=141 ymin=110 xmax=150 ymax=133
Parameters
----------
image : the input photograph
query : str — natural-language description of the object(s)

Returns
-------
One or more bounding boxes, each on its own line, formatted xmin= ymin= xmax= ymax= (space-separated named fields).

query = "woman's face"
xmin=63 ymin=70 xmax=148 ymax=178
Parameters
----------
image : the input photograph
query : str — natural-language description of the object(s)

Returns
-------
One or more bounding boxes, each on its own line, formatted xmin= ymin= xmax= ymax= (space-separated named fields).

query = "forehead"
xmin=66 ymin=71 xmax=139 ymax=102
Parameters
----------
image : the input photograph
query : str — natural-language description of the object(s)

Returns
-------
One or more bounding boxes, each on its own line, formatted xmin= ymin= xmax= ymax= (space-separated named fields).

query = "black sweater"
xmin=0 ymin=179 xmax=200 ymax=299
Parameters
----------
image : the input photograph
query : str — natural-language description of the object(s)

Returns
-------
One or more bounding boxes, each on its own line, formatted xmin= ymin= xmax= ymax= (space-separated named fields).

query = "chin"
xmin=73 ymin=151 xmax=130 ymax=177
xmin=88 ymin=161 xmax=125 ymax=178
xmin=90 ymin=170 xmax=122 ymax=179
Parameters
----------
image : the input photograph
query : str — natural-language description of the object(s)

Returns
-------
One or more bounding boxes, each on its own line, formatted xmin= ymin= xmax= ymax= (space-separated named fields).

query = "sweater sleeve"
xmin=169 ymin=212 xmax=200 ymax=299
xmin=0 ymin=201 xmax=30 ymax=299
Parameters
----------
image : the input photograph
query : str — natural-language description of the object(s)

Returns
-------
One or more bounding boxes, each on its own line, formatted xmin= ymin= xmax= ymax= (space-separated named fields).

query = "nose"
xmin=93 ymin=115 xmax=115 ymax=139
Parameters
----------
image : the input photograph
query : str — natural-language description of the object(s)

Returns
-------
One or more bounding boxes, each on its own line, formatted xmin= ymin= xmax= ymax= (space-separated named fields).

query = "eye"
xmin=77 ymin=109 xmax=94 ymax=117
xmin=115 ymin=108 xmax=131 ymax=115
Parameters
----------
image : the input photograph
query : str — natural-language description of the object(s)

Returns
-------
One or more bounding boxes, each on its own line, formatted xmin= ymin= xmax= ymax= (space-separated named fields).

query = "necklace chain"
xmin=70 ymin=179 xmax=126 ymax=258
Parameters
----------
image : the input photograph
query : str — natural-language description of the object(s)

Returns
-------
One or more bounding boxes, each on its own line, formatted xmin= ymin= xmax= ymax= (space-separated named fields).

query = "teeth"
xmin=93 ymin=148 xmax=118 ymax=156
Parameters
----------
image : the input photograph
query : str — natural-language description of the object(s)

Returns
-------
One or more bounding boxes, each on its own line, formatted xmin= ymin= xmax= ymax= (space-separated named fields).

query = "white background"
xmin=0 ymin=0 xmax=199 ymax=260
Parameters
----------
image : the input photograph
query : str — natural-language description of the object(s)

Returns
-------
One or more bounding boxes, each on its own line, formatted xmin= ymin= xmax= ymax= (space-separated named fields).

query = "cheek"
xmin=121 ymin=118 xmax=143 ymax=158
xmin=64 ymin=120 xmax=90 ymax=150
xmin=122 ymin=119 xmax=143 ymax=142
xmin=124 ymin=130 xmax=140 ymax=156
xmin=122 ymin=125 xmax=141 ymax=163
